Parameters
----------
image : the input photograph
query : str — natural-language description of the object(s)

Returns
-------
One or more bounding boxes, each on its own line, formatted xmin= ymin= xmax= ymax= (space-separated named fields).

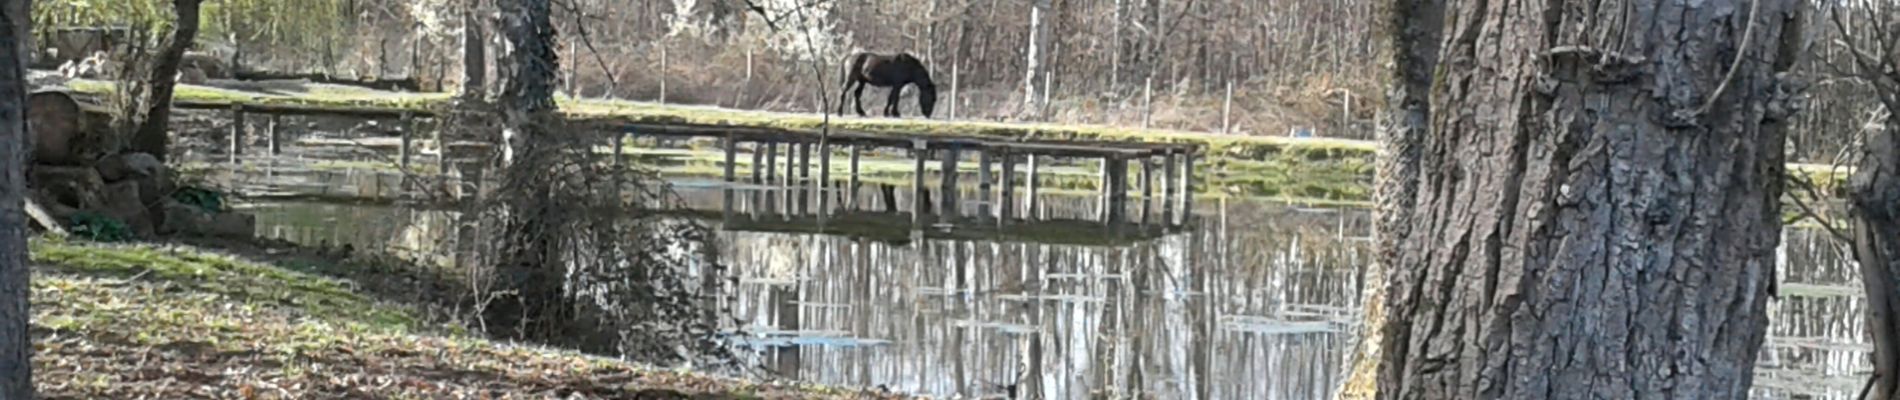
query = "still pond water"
xmin=223 ymin=167 xmax=1869 ymax=400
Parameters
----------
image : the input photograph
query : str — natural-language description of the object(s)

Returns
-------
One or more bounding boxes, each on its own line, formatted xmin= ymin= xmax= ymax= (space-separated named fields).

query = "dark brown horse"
xmin=837 ymin=51 xmax=938 ymax=118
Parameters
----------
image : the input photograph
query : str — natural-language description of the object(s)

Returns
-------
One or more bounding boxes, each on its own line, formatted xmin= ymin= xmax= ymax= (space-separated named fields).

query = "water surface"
xmin=231 ymin=168 xmax=1869 ymax=399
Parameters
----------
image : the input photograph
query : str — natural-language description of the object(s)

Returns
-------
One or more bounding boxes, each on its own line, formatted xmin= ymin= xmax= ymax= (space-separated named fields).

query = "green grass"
xmin=28 ymin=237 xmax=908 ymax=399
xmin=33 ymin=238 xmax=419 ymax=332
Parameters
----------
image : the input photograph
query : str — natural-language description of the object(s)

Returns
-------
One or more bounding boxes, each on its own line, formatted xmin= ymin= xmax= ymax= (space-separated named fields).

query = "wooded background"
xmin=25 ymin=0 xmax=1876 ymax=164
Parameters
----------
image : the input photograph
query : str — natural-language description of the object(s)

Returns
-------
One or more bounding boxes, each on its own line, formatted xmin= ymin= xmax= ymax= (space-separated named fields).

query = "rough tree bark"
xmin=0 ymin=0 xmax=29 ymax=398
xmin=1831 ymin=7 xmax=1900 ymax=400
xmin=1375 ymin=0 xmax=1805 ymax=398
xmin=1337 ymin=0 xmax=1442 ymax=397
xmin=487 ymin=0 xmax=561 ymax=341
xmin=463 ymin=0 xmax=486 ymax=98
xmin=1854 ymin=115 xmax=1900 ymax=400
xmin=129 ymin=0 xmax=202 ymax=163
xmin=495 ymin=0 xmax=556 ymax=164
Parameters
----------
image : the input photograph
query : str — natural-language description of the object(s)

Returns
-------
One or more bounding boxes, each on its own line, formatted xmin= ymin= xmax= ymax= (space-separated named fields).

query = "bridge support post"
xmin=399 ymin=112 xmax=414 ymax=171
xmin=723 ymin=134 xmax=737 ymax=183
xmin=798 ymin=142 xmax=812 ymax=185
xmin=1026 ymin=154 xmax=1041 ymax=220
xmin=764 ymin=142 xmax=778 ymax=186
xmin=1000 ymin=151 xmax=1016 ymax=222
xmin=722 ymin=158 xmax=735 ymax=225
xmin=784 ymin=142 xmax=798 ymax=188
xmin=818 ymin=141 xmax=832 ymax=216
xmin=1106 ymin=157 xmax=1129 ymax=225
xmin=750 ymin=141 xmax=765 ymax=184
xmin=1178 ymin=152 xmax=1195 ymax=225
xmin=229 ymin=105 xmax=245 ymax=164
xmin=881 ymin=184 xmax=898 ymax=212
xmin=1141 ymin=155 xmax=1155 ymax=225
xmin=912 ymin=140 xmax=929 ymax=227
xmin=849 ymin=144 xmax=862 ymax=209
xmin=939 ymin=143 xmax=960 ymax=225
xmin=267 ymin=115 xmax=281 ymax=156
xmin=1098 ymin=158 xmax=1111 ymax=221
xmin=434 ymin=118 xmax=447 ymax=174
xmin=1162 ymin=150 xmax=1176 ymax=219
xmin=819 ymin=142 xmax=832 ymax=188
xmin=978 ymin=150 xmax=993 ymax=222
xmin=612 ymin=131 xmax=624 ymax=165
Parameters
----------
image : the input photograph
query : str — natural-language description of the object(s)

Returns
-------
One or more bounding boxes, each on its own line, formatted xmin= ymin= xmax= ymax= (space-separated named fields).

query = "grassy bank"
xmin=28 ymin=237 xmax=902 ymax=399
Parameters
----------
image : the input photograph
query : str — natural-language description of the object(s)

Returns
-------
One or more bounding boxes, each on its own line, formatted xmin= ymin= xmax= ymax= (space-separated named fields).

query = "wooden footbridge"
xmin=175 ymin=100 xmax=1203 ymax=230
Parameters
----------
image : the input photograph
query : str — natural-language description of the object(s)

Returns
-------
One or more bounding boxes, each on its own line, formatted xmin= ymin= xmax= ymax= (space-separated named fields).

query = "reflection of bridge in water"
xmin=623 ymin=122 xmax=1204 ymax=231
xmin=692 ymin=181 xmax=1194 ymax=247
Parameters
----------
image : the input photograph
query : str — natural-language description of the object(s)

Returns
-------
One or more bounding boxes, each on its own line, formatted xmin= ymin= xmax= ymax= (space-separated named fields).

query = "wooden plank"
xmin=615 ymin=122 xmax=1198 ymax=158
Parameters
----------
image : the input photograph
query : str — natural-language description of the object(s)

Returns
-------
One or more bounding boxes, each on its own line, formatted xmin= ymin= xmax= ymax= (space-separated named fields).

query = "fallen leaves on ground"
xmin=29 ymin=239 xmax=912 ymax=400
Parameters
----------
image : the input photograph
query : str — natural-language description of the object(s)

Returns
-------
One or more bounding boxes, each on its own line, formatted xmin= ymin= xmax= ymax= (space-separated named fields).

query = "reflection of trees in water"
xmin=239 ymin=137 xmax=738 ymax=368
xmin=1752 ymin=228 xmax=1874 ymax=399
xmin=246 ymin=197 xmax=1884 ymax=398
xmin=717 ymin=198 xmax=1372 ymax=399
xmin=461 ymin=134 xmax=735 ymax=369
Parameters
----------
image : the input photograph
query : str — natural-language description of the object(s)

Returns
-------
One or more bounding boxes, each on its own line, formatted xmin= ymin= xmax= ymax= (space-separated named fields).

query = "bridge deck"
xmin=174 ymin=98 xmax=1199 ymax=226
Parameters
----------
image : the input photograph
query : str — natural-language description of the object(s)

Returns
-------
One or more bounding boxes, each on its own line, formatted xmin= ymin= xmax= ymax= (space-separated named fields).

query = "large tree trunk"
xmin=495 ymin=0 xmax=556 ymax=164
xmin=1853 ymin=116 xmax=1900 ymax=400
xmin=1376 ymin=0 xmax=1804 ymax=398
xmin=129 ymin=0 xmax=202 ymax=163
xmin=1338 ymin=0 xmax=1443 ymax=397
xmin=487 ymin=0 xmax=560 ymax=340
xmin=0 ymin=0 xmax=28 ymax=397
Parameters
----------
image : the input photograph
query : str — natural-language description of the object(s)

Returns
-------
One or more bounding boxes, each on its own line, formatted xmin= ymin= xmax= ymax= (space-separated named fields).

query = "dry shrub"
xmin=442 ymin=109 xmax=736 ymax=369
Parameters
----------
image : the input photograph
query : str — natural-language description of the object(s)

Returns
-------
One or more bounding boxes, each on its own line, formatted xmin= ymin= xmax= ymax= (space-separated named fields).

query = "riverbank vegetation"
xmin=28 ymin=236 xmax=902 ymax=399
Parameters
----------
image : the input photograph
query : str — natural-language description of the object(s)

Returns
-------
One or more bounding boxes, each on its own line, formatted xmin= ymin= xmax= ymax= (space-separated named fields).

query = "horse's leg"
xmin=836 ymin=80 xmax=856 ymax=116
xmin=853 ymin=83 xmax=869 ymax=116
xmin=886 ymin=86 xmax=903 ymax=117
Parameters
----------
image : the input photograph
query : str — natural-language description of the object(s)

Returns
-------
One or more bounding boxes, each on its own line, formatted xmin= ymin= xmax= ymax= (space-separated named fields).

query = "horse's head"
xmin=918 ymin=83 xmax=938 ymax=118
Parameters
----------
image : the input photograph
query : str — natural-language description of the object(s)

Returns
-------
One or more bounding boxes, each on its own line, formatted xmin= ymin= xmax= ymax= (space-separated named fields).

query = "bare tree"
xmin=0 ymin=0 xmax=28 ymax=398
xmin=1023 ymin=0 xmax=1051 ymax=114
xmin=1375 ymin=0 xmax=1807 ymax=398
xmin=495 ymin=0 xmax=556 ymax=164
xmin=1818 ymin=3 xmax=1900 ymax=398
xmin=128 ymin=0 xmax=203 ymax=162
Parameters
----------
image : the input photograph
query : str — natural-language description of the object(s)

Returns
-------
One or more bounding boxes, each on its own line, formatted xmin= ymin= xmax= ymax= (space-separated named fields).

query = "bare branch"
xmin=554 ymin=0 xmax=619 ymax=95
xmin=739 ymin=0 xmax=782 ymax=31
xmin=1787 ymin=170 xmax=1853 ymax=244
